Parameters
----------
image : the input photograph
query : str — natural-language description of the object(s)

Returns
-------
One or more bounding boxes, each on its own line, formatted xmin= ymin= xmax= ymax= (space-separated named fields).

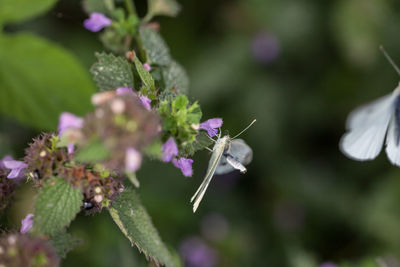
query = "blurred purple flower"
xmin=143 ymin=63 xmax=151 ymax=71
xmin=200 ymin=118 xmax=223 ymax=137
xmin=0 ymin=155 xmax=13 ymax=169
xmin=251 ymin=32 xmax=280 ymax=64
xmin=116 ymin=87 xmax=134 ymax=95
xmin=319 ymin=262 xmax=337 ymax=267
xmin=201 ymin=213 xmax=229 ymax=242
xmin=3 ymin=159 xmax=27 ymax=179
xmin=20 ymin=213 xmax=34 ymax=234
xmin=162 ymin=137 xmax=178 ymax=162
xmin=172 ymin=157 xmax=193 ymax=177
xmin=58 ymin=112 xmax=83 ymax=136
xmin=125 ymin=147 xmax=142 ymax=173
xmin=139 ymin=95 xmax=152 ymax=111
xmin=179 ymin=237 xmax=218 ymax=267
xmin=83 ymin=12 xmax=112 ymax=32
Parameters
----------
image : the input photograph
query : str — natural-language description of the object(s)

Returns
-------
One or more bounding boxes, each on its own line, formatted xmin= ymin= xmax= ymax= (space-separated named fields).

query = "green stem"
xmin=124 ymin=0 xmax=137 ymax=16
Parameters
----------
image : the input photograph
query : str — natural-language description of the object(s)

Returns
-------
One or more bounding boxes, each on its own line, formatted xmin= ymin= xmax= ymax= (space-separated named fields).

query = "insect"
xmin=191 ymin=120 xmax=256 ymax=213
xmin=340 ymin=46 xmax=400 ymax=166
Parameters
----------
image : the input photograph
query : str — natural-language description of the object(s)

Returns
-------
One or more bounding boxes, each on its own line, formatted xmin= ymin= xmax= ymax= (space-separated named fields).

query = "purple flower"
xmin=200 ymin=118 xmax=223 ymax=137
xmin=58 ymin=112 xmax=83 ymax=136
xmin=0 ymin=155 xmax=13 ymax=169
xmin=20 ymin=213 xmax=34 ymax=234
xmin=139 ymin=95 xmax=151 ymax=111
xmin=3 ymin=159 xmax=27 ymax=179
xmin=143 ymin=63 xmax=151 ymax=71
xmin=83 ymin=12 xmax=112 ymax=32
xmin=179 ymin=237 xmax=218 ymax=267
xmin=125 ymin=147 xmax=142 ymax=172
xmin=162 ymin=137 xmax=178 ymax=162
xmin=116 ymin=87 xmax=134 ymax=95
xmin=251 ymin=32 xmax=280 ymax=64
xmin=172 ymin=157 xmax=193 ymax=177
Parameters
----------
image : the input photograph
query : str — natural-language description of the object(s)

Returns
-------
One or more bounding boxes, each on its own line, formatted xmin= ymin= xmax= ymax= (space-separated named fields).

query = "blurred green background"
xmin=3 ymin=0 xmax=400 ymax=266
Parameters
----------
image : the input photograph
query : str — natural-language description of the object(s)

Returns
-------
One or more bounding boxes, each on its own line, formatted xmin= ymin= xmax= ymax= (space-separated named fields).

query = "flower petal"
xmin=200 ymin=118 xmax=223 ymax=137
xmin=173 ymin=157 xmax=193 ymax=177
xmin=125 ymin=147 xmax=142 ymax=172
xmin=58 ymin=112 xmax=83 ymax=136
xmin=162 ymin=138 xmax=178 ymax=162
xmin=139 ymin=95 xmax=152 ymax=111
xmin=20 ymin=213 xmax=34 ymax=234
xmin=83 ymin=13 xmax=112 ymax=32
xmin=116 ymin=87 xmax=134 ymax=95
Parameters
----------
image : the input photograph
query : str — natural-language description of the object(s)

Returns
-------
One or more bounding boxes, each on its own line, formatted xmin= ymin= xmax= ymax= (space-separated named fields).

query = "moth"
xmin=191 ymin=120 xmax=256 ymax=212
xmin=340 ymin=46 xmax=400 ymax=166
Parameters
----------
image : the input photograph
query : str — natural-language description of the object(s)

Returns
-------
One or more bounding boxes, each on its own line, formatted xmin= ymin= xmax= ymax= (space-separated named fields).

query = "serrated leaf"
xmin=90 ymin=52 xmax=134 ymax=91
xmin=109 ymin=190 xmax=178 ymax=267
xmin=162 ymin=60 xmax=189 ymax=94
xmin=0 ymin=0 xmax=57 ymax=25
xmin=34 ymin=177 xmax=83 ymax=236
xmin=173 ymin=94 xmax=188 ymax=110
xmin=0 ymin=33 xmax=95 ymax=130
xmin=147 ymin=0 xmax=181 ymax=18
xmin=75 ymin=139 xmax=110 ymax=163
xmin=140 ymin=27 xmax=171 ymax=66
xmin=181 ymin=131 xmax=212 ymax=156
xmin=50 ymin=231 xmax=82 ymax=259
xmin=134 ymin=56 xmax=156 ymax=97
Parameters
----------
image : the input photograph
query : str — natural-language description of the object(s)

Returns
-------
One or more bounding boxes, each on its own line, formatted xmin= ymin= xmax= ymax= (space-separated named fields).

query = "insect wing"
xmin=191 ymin=137 xmax=227 ymax=213
xmin=215 ymin=139 xmax=253 ymax=175
xmin=340 ymin=92 xmax=395 ymax=161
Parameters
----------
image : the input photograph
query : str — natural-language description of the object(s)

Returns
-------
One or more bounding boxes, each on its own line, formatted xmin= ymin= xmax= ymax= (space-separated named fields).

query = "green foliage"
xmin=159 ymin=94 xmax=202 ymax=155
xmin=50 ymin=231 xmax=82 ymax=259
xmin=75 ymin=139 xmax=110 ymax=163
xmin=83 ymin=0 xmax=113 ymax=16
xmin=140 ymin=27 xmax=172 ymax=66
xmin=162 ymin=60 xmax=189 ymax=94
xmin=109 ymin=190 xmax=178 ymax=267
xmin=146 ymin=0 xmax=181 ymax=20
xmin=0 ymin=33 xmax=95 ymax=130
xmin=90 ymin=52 xmax=134 ymax=91
xmin=34 ymin=177 xmax=83 ymax=236
xmin=134 ymin=55 xmax=156 ymax=98
xmin=181 ymin=131 xmax=213 ymax=156
xmin=0 ymin=0 xmax=57 ymax=25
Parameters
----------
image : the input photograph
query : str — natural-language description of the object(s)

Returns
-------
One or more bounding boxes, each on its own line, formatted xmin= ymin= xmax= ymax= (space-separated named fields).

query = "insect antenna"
xmin=232 ymin=119 xmax=256 ymax=139
xmin=380 ymin=45 xmax=400 ymax=77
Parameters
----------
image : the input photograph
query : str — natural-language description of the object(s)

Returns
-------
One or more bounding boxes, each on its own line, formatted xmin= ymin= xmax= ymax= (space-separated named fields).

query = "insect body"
xmin=191 ymin=120 xmax=255 ymax=213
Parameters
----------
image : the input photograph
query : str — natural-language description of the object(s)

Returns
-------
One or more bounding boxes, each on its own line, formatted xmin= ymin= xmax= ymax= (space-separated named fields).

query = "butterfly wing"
xmin=340 ymin=93 xmax=395 ymax=160
xmin=385 ymin=94 xmax=400 ymax=166
xmin=191 ymin=137 xmax=227 ymax=213
xmin=215 ymin=139 xmax=253 ymax=175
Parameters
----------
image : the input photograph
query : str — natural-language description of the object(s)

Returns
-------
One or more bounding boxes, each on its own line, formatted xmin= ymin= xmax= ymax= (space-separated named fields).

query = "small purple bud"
xmin=58 ymin=112 xmax=83 ymax=136
xmin=125 ymin=147 xmax=142 ymax=172
xmin=3 ymin=160 xmax=27 ymax=179
xmin=83 ymin=12 xmax=112 ymax=32
xmin=139 ymin=95 xmax=151 ymax=111
xmin=251 ymin=32 xmax=280 ymax=64
xmin=116 ymin=87 xmax=134 ymax=95
xmin=20 ymin=213 xmax=34 ymax=234
xmin=143 ymin=63 xmax=151 ymax=71
xmin=200 ymin=118 xmax=223 ymax=137
xmin=179 ymin=237 xmax=218 ymax=267
xmin=162 ymin=137 xmax=178 ymax=162
xmin=172 ymin=157 xmax=193 ymax=177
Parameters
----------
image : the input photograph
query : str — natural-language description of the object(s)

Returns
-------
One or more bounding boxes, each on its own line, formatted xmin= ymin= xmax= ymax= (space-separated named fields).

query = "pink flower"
xmin=162 ymin=138 xmax=178 ymax=162
xmin=125 ymin=147 xmax=142 ymax=172
xmin=83 ymin=13 xmax=112 ymax=32
xmin=58 ymin=112 xmax=83 ymax=136
xmin=200 ymin=118 xmax=223 ymax=137
xmin=173 ymin=157 xmax=194 ymax=177
xmin=143 ymin=63 xmax=151 ymax=71
xmin=20 ymin=213 xmax=34 ymax=234
xmin=139 ymin=95 xmax=151 ymax=111
xmin=3 ymin=159 xmax=27 ymax=179
xmin=116 ymin=88 xmax=152 ymax=110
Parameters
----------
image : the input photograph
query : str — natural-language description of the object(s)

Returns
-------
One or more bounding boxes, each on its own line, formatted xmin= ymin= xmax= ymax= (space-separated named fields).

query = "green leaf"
xmin=50 ymin=231 xmax=82 ymax=259
xmin=75 ymin=139 xmax=110 ymax=163
xmin=140 ymin=27 xmax=171 ymax=66
xmin=147 ymin=0 xmax=181 ymax=18
xmin=0 ymin=33 xmax=95 ymax=130
xmin=34 ymin=177 xmax=83 ymax=236
xmin=90 ymin=52 xmax=134 ymax=91
xmin=83 ymin=0 xmax=114 ymax=16
xmin=109 ymin=190 xmax=178 ymax=267
xmin=0 ymin=0 xmax=57 ymax=25
xmin=162 ymin=60 xmax=189 ymax=94
xmin=173 ymin=94 xmax=189 ymax=110
xmin=182 ymin=131 xmax=212 ymax=156
xmin=133 ymin=56 xmax=156 ymax=97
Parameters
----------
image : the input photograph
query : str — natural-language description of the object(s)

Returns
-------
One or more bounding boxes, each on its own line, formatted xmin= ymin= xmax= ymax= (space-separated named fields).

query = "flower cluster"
xmin=0 ymin=233 xmax=60 ymax=267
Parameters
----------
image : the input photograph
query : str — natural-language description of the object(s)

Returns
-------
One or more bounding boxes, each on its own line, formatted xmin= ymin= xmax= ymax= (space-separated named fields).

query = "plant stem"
xmin=124 ymin=0 xmax=137 ymax=16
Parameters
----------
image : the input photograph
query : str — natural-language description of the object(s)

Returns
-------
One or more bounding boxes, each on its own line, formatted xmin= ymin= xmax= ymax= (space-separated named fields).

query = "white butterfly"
xmin=191 ymin=120 xmax=255 ymax=213
xmin=340 ymin=83 xmax=400 ymax=165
